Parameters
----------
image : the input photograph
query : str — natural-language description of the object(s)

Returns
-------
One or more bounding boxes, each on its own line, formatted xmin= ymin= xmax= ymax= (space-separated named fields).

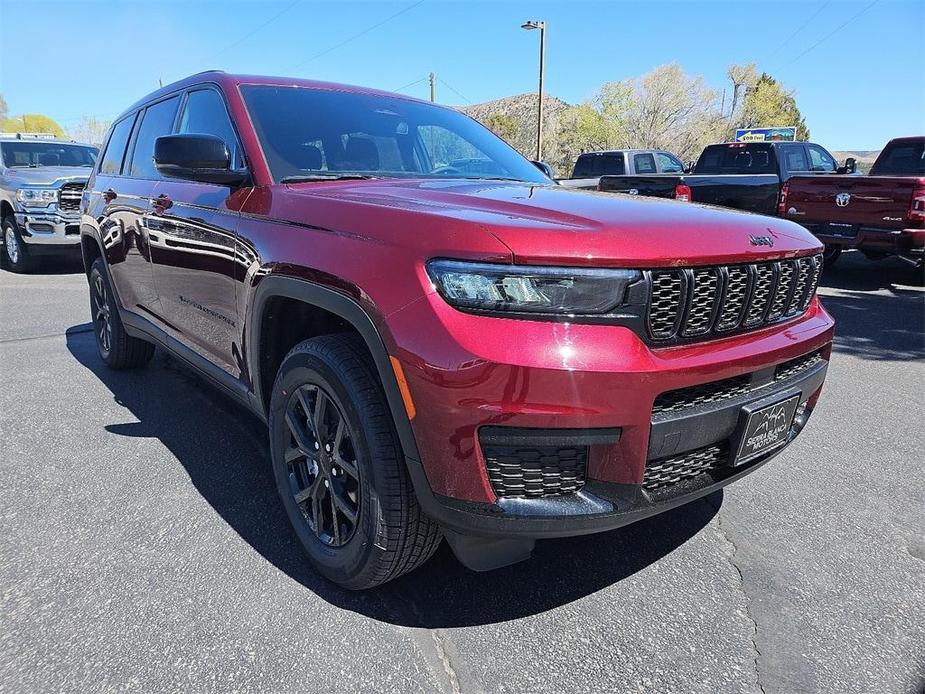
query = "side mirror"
xmin=154 ymin=134 xmax=248 ymax=185
xmin=685 ymin=161 xmax=696 ymax=174
xmin=844 ymin=157 xmax=857 ymax=174
xmin=531 ymin=160 xmax=555 ymax=179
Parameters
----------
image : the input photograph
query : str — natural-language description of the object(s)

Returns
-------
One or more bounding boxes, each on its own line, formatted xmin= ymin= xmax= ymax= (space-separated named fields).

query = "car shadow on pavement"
xmin=0 ymin=256 xmax=84 ymax=275
xmin=818 ymin=252 xmax=924 ymax=362
xmin=65 ymin=324 xmax=718 ymax=628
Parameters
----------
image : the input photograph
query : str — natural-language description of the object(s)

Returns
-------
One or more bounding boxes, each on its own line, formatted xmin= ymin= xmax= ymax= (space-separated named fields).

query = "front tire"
xmin=2 ymin=216 xmax=34 ymax=273
xmin=89 ymin=257 xmax=154 ymax=369
xmin=269 ymin=334 xmax=441 ymax=590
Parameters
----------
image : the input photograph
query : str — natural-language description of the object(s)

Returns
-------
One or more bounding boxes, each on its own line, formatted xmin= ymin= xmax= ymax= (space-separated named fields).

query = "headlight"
xmin=426 ymin=259 xmax=640 ymax=315
xmin=16 ymin=188 xmax=57 ymax=207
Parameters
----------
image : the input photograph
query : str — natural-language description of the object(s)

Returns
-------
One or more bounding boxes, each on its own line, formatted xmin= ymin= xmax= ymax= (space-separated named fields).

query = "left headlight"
xmin=16 ymin=188 xmax=57 ymax=207
xmin=426 ymin=259 xmax=641 ymax=315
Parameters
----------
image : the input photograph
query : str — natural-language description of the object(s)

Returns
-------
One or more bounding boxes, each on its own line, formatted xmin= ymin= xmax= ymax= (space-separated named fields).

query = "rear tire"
xmin=269 ymin=334 xmax=441 ymax=590
xmin=2 ymin=216 xmax=34 ymax=273
xmin=822 ymin=245 xmax=842 ymax=269
xmin=89 ymin=257 xmax=154 ymax=369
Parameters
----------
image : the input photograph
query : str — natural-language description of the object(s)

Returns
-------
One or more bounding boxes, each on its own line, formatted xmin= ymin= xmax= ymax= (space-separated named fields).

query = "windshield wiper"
xmin=281 ymin=173 xmax=378 ymax=183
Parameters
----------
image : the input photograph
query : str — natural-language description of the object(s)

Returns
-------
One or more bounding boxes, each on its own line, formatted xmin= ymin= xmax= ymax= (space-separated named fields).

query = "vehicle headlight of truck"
xmin=427 ymin=259 xmax=641 ymax=315
xmin=16 ymin=188 xmax=57 ymax=207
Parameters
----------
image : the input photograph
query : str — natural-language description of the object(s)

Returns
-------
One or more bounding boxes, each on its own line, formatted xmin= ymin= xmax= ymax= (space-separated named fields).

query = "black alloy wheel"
xmin=284 ymin=383 xmax=361 ymax=547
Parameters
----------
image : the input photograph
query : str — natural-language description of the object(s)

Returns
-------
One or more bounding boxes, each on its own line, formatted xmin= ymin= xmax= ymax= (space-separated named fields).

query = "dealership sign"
xmin=734 ymin=127 xmax=797 ymax=142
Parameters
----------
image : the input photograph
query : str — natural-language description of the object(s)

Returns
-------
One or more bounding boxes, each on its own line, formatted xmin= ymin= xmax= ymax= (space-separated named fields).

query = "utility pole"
xmin=429 ymin=72 xmax=436 ymax=103
xmin=521 ymin=20 xmax=546 ymax=161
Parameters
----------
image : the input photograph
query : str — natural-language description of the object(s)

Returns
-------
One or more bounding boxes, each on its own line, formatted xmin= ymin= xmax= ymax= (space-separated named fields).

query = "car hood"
xmin=3 ymin=166 xmax=92 ymax=187
xmin=285 ymin=179 xmax=823 ymax=267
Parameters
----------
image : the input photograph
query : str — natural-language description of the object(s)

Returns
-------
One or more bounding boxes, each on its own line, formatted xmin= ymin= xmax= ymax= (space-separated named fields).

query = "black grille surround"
xmin=652 ymin=349 xmax=824 ymax=416
xmin=58 ymin=182 xmax=84 ymax=212
xmin=645 ymin=254 xmax=823 ymax=344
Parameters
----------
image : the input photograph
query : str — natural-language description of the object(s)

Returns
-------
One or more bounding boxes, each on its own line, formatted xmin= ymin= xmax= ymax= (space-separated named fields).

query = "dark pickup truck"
xmin=780 ymin=136 xmax=924 ymax=267
xmin=599 ymin=141 xmax=853 ymax=216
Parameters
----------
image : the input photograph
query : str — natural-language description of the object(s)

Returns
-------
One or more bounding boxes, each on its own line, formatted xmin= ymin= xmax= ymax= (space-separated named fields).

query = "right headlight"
xmin=426 ymin=259 xmax=641 ymax=316
xmin=16 ymin=187 xmax=57 ymax=207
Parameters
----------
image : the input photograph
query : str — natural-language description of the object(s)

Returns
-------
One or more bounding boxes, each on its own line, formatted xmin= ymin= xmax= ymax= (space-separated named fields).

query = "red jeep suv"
xmin=80 ymin=72 xmax=834 ymax=589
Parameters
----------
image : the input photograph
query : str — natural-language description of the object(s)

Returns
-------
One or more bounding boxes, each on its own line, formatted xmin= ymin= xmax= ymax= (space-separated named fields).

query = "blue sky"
xmin=1 ymin=0 xmax=922 ymax=150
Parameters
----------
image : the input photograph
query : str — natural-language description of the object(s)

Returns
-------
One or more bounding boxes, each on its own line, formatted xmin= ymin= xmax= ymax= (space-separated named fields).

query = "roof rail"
xmin=0 ymin=132 xmax=60 ymax=140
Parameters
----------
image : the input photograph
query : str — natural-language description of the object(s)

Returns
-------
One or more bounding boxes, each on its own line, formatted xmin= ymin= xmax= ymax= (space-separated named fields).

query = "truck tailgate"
xmin=785 ymin=175 xmax=919 ymax=230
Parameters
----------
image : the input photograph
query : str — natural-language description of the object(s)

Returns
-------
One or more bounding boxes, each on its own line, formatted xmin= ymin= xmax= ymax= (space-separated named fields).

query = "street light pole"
xmin=521 ymin=20 xmax=546 ymax=161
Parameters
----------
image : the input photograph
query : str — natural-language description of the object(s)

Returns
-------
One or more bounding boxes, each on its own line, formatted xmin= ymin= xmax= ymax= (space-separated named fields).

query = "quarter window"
xmin=99 ymin=115 xmax=136 ymax=175
xmin=129 ymin=96 xmax=180 ymax=180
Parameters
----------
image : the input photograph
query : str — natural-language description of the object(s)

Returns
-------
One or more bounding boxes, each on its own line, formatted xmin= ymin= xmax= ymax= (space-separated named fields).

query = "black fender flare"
xmin=245 ymin=275 xmax=423 ymax=464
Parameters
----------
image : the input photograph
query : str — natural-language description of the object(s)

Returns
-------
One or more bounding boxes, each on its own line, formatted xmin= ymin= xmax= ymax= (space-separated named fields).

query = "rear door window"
xmin=633 ymin=153 xmax=657 ymax=174
xmin=129 ymin=96 xmax=180 ymax=180
xmin=99 ymin=114 xmax=136 ymax=175
xmin=781 ymin=145 xmax=810 ymax=173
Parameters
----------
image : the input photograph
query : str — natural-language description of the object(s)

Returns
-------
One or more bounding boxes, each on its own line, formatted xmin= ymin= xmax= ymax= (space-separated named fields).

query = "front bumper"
xmin=388 ymin=291 xmax=834 ymax=559
xmin=13 ymin=209 xmax=82 ymax=248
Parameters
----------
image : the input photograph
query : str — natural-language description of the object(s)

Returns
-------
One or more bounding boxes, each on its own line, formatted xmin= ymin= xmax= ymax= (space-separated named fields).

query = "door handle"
xmin=102 ymin=188 xmax=116 ymax=203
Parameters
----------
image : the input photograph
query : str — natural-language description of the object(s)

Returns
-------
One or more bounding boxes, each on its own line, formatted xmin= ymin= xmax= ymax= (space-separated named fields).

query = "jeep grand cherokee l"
xmin=80 ymin=72 xmax=834 ymax=589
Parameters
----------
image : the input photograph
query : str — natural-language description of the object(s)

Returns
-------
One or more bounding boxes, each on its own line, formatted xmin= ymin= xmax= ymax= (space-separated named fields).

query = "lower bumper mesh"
xmin=643 ymin=443 xmax=730 ymax=490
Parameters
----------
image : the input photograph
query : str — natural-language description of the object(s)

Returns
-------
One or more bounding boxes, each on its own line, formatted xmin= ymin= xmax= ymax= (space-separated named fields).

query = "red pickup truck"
xmin=779 ymin=136 xmax=925 ymax=268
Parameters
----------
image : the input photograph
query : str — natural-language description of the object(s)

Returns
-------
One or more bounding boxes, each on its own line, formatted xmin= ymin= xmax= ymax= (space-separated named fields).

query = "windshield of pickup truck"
xmin=1 ymin=141 xmax=98 ymax=168
xmin=241 ymin=85 xmax=549 ymax=184
xmin=695 ymin=144 xmax=775 ymax=175
xmin=871 ymin=139 xmax=925 ymax=175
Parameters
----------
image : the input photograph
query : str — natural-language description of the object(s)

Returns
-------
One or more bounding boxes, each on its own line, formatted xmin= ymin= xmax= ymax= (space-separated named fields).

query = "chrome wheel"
xmin=92 ymin=273 xmax=113 ymax=353
xmin=4 ymin=225 xmax=19 ymax=265
xmin=284 ymin=384 xmax=361 ymax=547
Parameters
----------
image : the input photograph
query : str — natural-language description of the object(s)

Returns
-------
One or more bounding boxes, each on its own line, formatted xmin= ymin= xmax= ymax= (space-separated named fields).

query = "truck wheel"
xmin=822 ymin=245 xmax=842 ymax=269
xmin=2 ymin=216 xmax=34 ymax=273
xmin=269 ymin=334 xmax=442 ymax=590
xmin=89 ymin=257 xmax=154 ymax=369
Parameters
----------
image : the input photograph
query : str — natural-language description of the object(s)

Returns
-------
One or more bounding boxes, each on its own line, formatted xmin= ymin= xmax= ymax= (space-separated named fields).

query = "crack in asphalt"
xmin=0 ymin=326 xmax=92 ymax=345
xmin=705 ymin=498 xmax=766 ymax=694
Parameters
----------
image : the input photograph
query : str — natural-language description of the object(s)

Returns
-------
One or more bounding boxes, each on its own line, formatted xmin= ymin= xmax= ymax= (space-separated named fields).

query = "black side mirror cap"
xmin=154 ymin=134 xmax=249 ymax=186
xmin=531 ymin=160 xmax=555 ymax=179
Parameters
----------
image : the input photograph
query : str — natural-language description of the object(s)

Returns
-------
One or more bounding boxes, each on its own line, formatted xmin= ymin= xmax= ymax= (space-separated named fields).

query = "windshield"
xmin=240 ymin=85 xmax=549 ymax=185
xmin=1 ymin=141 xmax=98 ymax=168
xmin=695 ymin=144 xmax=776 ymax=175
xmin=871 ymin=139 xmax=925 ymax=176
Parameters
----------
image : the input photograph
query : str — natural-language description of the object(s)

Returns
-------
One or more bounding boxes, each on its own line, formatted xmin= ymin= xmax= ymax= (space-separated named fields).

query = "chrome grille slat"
xmin=58 ymin=182 xmax=85 ymax=212
xmin=646 ymin=254 xmax=823 ymax=344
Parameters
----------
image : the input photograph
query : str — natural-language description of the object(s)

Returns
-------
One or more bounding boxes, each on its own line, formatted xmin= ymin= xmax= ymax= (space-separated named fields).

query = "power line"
xmin=437 ymin=77 xmax=471 ymax=105
xmin=208 ymin=0 xmax=302 ymax=62
xmin=779 ymin=0 xmax=878 ymax=70
xmin=393 ymin=77 xmax=428 ymax=93
xmin=767 ymin=1 xmax=829 ymax=61
xmin=289 ymin=0 xmax=426 ymax=71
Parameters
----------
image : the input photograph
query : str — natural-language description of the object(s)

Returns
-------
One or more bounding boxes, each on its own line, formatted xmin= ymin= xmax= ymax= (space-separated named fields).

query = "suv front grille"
xmin=58 ymin=182 xmax=84 ymax=212
xmin=483 ymin=443 xmax=588 ymax=499
xmin=652 ymin=349 xmax=823 ymax=416
xmin=644 ymin=443 xmax=729 ymax=490
xmin=645 ymin=254 xmax=822 ymax=343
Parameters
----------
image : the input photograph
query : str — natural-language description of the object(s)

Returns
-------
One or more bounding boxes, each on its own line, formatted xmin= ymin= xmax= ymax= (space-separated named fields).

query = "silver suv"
xmin=0 ymin=133 xmax=99 ymax=272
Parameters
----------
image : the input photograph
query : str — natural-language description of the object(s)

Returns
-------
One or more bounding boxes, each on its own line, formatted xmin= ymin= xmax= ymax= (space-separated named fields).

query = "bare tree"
xmin=67 ymin=116 xmax=111 ymax=146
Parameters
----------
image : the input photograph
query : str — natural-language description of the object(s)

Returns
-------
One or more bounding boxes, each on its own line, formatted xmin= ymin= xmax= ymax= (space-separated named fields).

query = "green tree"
xmin=738 ymin=73 xmax=810 ymax=141
xmin=1 ymin=114 xmax=65 ymax=137
xmin=484 ymin=113 xmax=519 ymax=143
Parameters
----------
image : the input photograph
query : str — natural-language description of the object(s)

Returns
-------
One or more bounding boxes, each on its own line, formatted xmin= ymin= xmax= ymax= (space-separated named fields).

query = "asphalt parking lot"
xmin=1 ymin=251 xmax=923 ymax=694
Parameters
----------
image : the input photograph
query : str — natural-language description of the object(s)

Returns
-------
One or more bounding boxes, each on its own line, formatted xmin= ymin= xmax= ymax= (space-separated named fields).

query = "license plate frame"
xmin=820 ymin=222 xmax=858 ymax=239
xmin=733 ymin=394 xmax=800 ymax=466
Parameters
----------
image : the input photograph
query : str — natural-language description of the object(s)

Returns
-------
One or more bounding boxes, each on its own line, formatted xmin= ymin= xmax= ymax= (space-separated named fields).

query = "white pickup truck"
xmin=557 ymin=149 xmax=687 ymax=190
xmin=1 ymin=133 xmax=99 ymax=272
